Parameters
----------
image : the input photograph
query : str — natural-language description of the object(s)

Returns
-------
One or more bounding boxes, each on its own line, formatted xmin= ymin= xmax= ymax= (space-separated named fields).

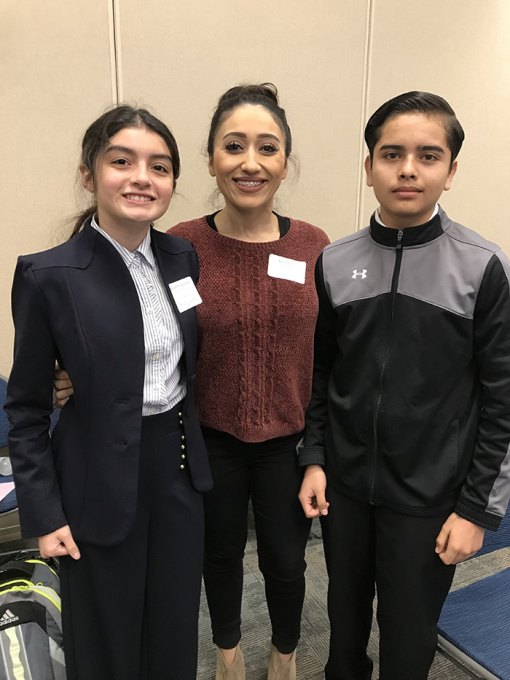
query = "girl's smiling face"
xmin=81 ymin=126 xmax=174 ymax=236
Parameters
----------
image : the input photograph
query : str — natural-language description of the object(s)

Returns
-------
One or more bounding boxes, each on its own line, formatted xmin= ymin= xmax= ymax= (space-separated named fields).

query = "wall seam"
xmin=354 ymin=0 xmax=375 ymax=230
xmin=107 ymin=0 xmax=123 ymax=104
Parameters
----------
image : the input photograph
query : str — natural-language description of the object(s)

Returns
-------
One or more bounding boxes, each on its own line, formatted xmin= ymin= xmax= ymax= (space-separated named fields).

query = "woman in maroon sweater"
xmin=56 ymin=84 xmax=329 ymax=680
xmin=171 ymin=85 xmax=329 ymax=680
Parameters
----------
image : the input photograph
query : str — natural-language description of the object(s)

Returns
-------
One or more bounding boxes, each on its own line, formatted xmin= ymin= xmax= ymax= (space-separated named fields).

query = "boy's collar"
xmin=374 ymin=203 xmax=439 ymax=228
xmin=370 ymin=209 xmax=444 ymax=247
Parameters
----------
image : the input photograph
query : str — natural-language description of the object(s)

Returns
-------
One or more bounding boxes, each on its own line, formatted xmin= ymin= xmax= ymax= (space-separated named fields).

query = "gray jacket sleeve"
xmin=455 ymin=251 xmax=510 ymax=530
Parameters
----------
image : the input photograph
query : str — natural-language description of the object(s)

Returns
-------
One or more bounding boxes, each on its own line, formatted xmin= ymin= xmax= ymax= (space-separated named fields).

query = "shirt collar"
xmin=374 ymin=203 xmax=439 ymax=228
xmin=91 ymin=215 xmax=155 ymax=268
xmin=136 ymin=230 xmax=156 ymax=268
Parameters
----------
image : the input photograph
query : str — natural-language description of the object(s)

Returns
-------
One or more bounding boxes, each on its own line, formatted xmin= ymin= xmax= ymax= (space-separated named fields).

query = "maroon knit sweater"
xmin=169 ymin=217 xmax=330 ymax=442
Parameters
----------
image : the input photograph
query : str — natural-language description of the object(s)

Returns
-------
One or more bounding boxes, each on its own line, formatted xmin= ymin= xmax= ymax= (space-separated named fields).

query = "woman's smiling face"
xmin=208 ymin=104 xmax=288 ymax=213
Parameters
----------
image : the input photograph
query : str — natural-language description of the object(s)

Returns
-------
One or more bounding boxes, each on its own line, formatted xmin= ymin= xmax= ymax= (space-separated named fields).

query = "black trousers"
xmin=322 ymin=487 xmax=456 ymax=680
xmin=202 ymin=428 xmax=311 ymax=654
xmin=60 ymin=406 xmax=205 ymax=680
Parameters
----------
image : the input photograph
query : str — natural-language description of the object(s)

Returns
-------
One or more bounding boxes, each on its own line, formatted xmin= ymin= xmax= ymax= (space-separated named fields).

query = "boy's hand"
xmin=54 ymin=368 xmax=74 ymax=408
xmin=38 ymin=525 xmax=81 ymax=560
xmin=435 ymin=512 xmax=485 ymax=565
xmin=298 ymin=465 xmax=329 ymax=518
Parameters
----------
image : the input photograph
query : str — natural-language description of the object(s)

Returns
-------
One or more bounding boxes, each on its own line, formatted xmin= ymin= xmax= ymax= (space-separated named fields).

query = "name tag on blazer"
xmin=169 ymin=277 xmax=203 ymax=312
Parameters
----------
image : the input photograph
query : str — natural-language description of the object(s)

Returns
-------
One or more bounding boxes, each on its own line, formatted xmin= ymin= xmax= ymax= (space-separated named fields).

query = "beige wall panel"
xmin=1 ymin=1 xmax=114 ymax=376
xmin=5 ymin=2 xmax=506 ymax=379
xmin=117 ymin=0 xmax=370 ymax=238
xmin=362 ymin=0 xmax=510 ymax=253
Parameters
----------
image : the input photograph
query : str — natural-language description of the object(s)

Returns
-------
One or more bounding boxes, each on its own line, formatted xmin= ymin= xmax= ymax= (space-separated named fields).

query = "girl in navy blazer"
xmin=5 ymin=106 xmax=212 ymax=680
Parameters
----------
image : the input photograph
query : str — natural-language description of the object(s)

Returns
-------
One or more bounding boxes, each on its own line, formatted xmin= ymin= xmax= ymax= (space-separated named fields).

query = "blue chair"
xmin=476 ymin=508 xmax=510 ymax=557
xmin=437 ymin=504 xmax=510 ymax=679
xmin=0 ymin=374 xmax=60 ymax=450
xmin=0 ymin=376 xmax=21 ymax=541
xmin=0 ymin=374 xmax=61 ymax=519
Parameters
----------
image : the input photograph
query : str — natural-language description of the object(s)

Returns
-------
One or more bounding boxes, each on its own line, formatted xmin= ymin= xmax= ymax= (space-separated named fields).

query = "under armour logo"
xmin=352 ymin=268 xmax=367 ymax=279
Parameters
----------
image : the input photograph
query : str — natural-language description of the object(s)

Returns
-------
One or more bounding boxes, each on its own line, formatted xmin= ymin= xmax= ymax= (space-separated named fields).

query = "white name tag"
xmin=169 ymin=277 xmax=203 ymax=313
xmin=267 ymin=254 xmax=306 ymax=284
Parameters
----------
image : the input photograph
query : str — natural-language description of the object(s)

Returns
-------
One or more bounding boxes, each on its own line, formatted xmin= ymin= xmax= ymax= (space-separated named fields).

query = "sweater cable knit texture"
xmin=170 ymin=216 xmax=330 ymax=442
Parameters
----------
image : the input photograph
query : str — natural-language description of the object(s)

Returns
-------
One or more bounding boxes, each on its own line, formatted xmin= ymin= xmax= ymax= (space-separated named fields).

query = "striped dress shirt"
xmin=91 ymin=217 xmax=185 ymax=415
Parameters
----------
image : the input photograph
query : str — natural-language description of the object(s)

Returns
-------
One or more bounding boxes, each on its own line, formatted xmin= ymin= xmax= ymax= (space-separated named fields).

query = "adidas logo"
xmin=0 ymin=609 xmax=19 ymax=626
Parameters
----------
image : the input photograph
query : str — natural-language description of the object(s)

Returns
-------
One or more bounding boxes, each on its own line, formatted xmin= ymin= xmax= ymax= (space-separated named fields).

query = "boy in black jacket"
xmin=298 ymin=91 xmax=510 ymax=679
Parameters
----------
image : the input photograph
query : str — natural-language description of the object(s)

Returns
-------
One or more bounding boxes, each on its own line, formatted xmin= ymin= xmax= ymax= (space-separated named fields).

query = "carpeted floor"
xmin=197 ymin=518 xmax=510 ymax=679
xmin=1 ymin=505 xmax=507 ymax=679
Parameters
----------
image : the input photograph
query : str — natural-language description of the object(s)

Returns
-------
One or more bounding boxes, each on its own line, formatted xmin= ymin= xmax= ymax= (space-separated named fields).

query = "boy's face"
xmin=365 ymin=112 xmax=457 ymax=228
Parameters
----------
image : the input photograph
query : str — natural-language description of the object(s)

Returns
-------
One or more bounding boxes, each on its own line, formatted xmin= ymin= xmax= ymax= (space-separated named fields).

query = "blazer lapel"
xmin=150 ymin=228 xmax=199 ymax=385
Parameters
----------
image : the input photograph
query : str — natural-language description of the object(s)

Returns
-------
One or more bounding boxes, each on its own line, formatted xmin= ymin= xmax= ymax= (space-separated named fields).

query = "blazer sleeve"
xmin=455 ymin=251 xmax=510 ymax=530
xmin=5 ymin=257 xmax=67 ymax=538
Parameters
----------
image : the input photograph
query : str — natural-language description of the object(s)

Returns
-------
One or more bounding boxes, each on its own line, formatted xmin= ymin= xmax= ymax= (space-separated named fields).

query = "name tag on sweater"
xmin=169 ymin=277 xmax=203 ymax=312
xmin=267 ymin=254 xmax=306 ymax=284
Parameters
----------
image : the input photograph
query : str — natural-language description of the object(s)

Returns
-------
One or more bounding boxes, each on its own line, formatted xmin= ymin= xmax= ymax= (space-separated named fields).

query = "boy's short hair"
xmin=364 ymin=91 xmax=465 ymax=165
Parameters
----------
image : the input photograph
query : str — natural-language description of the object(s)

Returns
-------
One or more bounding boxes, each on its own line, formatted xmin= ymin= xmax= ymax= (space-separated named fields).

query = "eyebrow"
xmin=222 ymin=132 xmax=281 ymax=142
xmin=379 ymin=144 xmax=446 ymax=154
xmin=104 ymin=145 xmax=172 ymax=162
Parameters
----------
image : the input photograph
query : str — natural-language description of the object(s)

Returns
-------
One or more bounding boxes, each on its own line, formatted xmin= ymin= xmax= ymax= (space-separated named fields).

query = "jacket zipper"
xmin=370 ymin=229 xmax=404 ymax=503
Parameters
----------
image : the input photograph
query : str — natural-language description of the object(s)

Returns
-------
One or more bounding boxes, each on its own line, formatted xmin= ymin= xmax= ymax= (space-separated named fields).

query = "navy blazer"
xmin=5 ymin=224 xmax=212 ymax=545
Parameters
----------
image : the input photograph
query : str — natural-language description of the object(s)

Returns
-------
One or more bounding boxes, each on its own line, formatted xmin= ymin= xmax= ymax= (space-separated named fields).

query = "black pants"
xmin=322 ymin=487 xmax=456 ymax=680
xmin=60 ymin=406 xmax=205 ymax=680
xmin=202 ymin=428 xmax=311 ymax=654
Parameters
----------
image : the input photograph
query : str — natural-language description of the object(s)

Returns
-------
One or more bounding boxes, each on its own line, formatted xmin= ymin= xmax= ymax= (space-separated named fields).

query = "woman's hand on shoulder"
xmin=38 ymin=525 xmax=81 ymax=560
xmin=53 ymin=367 xmax=74 ymax=408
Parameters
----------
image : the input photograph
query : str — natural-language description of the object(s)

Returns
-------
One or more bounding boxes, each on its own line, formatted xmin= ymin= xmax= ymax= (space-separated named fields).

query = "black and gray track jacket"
xmin=300 ymin=207 xmax=510 ymax=530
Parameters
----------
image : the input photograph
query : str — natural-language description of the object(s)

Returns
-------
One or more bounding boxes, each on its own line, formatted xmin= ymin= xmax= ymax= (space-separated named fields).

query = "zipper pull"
xmin=396 ymin=230 xmax=404 ymax=249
